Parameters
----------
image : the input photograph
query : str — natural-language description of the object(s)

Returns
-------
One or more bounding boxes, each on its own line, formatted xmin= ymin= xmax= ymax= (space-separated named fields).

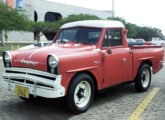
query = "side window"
xmin=108 ymin=29 xmax=122 ymax=47
xmin=88 ymin=31 xmax=101 ymax=44
xmin=102 ymin=33 xmax=109 ymax=47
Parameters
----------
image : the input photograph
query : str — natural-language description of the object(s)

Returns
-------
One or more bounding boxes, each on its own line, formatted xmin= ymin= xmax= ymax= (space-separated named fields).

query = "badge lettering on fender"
xmin=20 ymin=58 xmax=38 ymax=66
xmin=94 ymin=61 xmax=100 ymax=64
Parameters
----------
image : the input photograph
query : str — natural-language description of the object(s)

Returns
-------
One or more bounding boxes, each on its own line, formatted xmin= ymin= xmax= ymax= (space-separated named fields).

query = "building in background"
xmin=0 ymin=0 xmax=113 ymax=42
xmin=6 ymin=0 xmax=13 ymax=8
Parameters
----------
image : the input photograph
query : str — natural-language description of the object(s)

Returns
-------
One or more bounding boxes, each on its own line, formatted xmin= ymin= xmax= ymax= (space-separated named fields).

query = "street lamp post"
xmin=112 ymin=0 xmax=115 ymax=18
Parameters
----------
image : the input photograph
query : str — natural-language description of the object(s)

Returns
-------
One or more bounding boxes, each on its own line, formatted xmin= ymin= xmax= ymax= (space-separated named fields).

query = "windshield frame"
xmin=53 ymin=26 xmax=103 ymax=45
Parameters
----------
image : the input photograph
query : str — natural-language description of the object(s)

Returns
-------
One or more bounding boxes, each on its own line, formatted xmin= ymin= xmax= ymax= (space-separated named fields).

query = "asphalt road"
xmin=0 ymin=48 xmax=165 ymax=120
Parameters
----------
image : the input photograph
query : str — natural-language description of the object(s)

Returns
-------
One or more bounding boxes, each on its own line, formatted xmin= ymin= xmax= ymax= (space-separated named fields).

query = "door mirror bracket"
xmin=106 ymin=47 xmax=112 ymax=54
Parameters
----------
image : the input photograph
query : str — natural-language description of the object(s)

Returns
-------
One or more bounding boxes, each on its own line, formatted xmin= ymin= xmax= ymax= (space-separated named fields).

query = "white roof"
xmin=61 ymin=20 xmax=125 ymax=29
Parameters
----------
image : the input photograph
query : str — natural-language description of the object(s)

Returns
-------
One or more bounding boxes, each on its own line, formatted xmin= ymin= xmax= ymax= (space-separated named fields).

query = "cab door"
xmin=101 ymin=28 xmax=132 ymax=88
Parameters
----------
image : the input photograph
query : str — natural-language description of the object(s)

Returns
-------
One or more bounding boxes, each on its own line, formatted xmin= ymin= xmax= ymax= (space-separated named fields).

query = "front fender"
xmin=58 ymin=50 xmax=103 ymax=94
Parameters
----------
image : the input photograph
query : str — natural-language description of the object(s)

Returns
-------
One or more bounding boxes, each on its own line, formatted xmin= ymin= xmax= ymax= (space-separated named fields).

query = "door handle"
xmin=129 ymin=49 xmax=132 ymax=54
xmin=123 ymin=58 xmax=126 ymax=63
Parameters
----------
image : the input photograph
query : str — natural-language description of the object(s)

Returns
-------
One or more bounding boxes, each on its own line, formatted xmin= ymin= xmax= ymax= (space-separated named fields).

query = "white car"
xmin=19 ymin=41 xmax=52 ymax=50
xmin=160 ymin=40 xmax=165 ymax=45
xmin=152 ymin=40 xmax=165 ymax=45
xmin=127 ymin=38 xmax=136 ymax=42
xmin=127 ymin=38 xmax=144 ymax=45
xmin=135 ymin=39 xmax=145 ymax=43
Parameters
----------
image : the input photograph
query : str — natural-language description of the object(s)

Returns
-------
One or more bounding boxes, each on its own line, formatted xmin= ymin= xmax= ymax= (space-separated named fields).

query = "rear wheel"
xmin=66 ymin=73 xmax=95 ymax=114
xmin=135 ymin=64 xmax=151 ymax=92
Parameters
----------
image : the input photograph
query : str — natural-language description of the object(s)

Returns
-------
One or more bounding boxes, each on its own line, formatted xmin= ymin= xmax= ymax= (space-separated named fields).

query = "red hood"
xmin=12 ymin=43 xmax=96 ymax=71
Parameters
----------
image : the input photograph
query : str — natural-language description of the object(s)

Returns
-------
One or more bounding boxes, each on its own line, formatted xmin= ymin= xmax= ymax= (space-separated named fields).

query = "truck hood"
xmin=12 ymin=43 xmax=96 ymax=71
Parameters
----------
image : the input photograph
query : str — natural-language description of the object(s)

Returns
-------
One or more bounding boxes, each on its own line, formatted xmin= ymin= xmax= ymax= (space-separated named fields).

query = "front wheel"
xmin=135 ymin=64 xmax=151 ymax=92
xmin=66 ymin=73 xmax=95 ymax=114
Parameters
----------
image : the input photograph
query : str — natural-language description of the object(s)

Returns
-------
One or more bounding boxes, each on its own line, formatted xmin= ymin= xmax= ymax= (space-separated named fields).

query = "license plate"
xmin=15 ymin=85 xmax=29 ymax=98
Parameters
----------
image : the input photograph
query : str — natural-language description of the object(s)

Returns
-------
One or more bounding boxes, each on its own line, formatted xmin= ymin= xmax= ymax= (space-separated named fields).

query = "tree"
xmin=0 ymin=3 xmax=30 ymax=46
xmin=58 ymin=14 xmax=101 ymax=26
xmin=135 ymin=26 xmax=163 ymax=41
xmin=33 ymin=14 xmax=101 ymax=42
xmin=107 ymin=16 xmax=163 ymax=40
xmin=125 ymin=23 xmax=137 ymax=38
xmin=44 ymin=14 xmax=101 ymax=33
xmin=30 ymin=22 xmax=60 ymax=42
xmin=107 ymin=17 xmax=138 ymax=38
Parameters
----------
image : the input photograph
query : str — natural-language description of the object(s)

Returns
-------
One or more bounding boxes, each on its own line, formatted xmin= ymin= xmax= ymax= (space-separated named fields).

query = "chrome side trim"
xmin=4 ymin=67 xmax=57 ymax=78
xmin=94 ymin=49 xmax=101 ymax=52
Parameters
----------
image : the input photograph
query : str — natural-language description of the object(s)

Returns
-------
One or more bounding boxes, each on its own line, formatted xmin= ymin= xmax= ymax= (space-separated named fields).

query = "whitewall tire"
xmin=66 ymin=73 xmax=95 ymax=114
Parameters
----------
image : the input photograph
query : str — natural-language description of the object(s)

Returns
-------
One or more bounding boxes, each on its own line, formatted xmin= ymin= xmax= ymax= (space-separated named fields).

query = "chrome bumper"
xmin=3 ymin=67 xmax=65 ymax=98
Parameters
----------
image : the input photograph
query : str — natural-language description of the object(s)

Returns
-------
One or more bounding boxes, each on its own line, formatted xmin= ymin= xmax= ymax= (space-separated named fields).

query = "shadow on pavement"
xmin=0 ymin=83 xmax=139 ymax=120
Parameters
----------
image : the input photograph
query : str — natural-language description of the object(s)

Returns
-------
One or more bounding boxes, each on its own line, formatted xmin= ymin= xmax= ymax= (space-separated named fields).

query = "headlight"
xmin=47 ymin=55 xmax=59 ymax=74
xmin=3 ymin=52 xmax=12 ymax=67
xmin=48 ymin=56 xmax=58 ymax=68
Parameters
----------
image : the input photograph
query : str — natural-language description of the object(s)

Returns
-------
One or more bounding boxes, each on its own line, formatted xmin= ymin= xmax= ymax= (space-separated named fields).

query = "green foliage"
xmin=31 ymin=14 xmax=101 ymax=33
xmin=125 ymin=23 xmax=138 ymax=38
xmin=135 ymin=26 xmax=163 ymax=41
xmin=107 ymin=16 xmax=163 ymax=40
xmin=108 ymin=17 xmax=138 ymax=38
xmin=57 ymin=14 xmax=101 ymax=26
xmin=0 ymin=3 xmax=30 ymax=31
xmin=30 ymin=22 xmax=60 ymax=33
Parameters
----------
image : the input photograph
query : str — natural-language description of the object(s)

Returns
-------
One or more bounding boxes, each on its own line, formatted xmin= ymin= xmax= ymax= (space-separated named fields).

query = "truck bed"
xmin=130 ymin=45 xmax=164 ymax=79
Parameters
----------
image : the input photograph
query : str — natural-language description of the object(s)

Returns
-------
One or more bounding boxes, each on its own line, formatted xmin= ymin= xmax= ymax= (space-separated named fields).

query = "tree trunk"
xmin=0 ymin=30 xmax=5 ymax=46
xmin=37 ymin=32 xmax=40 ymax=43
xmin=34 ymin=31 xmax=40 ymax=43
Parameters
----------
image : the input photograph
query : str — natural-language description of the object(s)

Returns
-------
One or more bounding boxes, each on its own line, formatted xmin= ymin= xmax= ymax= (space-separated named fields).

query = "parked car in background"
xmin=134 ymin=39 xmax=152 ymax=45
xmin=19 ymin=41 xmax=52 ymax=50
xmin=151 ymin=37 xmax=165 ymax=46
xmin=144 ymin=41 xmax=153 ymax=45
xmin=135 ymin=39 xmax=145 ymax=45
xmin=152 ymin=39 xmax=165 ymax=45
xmin=127 ymin=38 xmax=136 ymax=45
xmin=127 ymin=38 xmax=136 ymax=42
xmin=127 ymin=38 xmax=144 ymax=45
xmin=152 ymin=39 xmax=160 ymax=45
xmin=135 ymin=39 xmax=145 ymax=43
xmin=159 ymin=40 xmax=165 ymax=45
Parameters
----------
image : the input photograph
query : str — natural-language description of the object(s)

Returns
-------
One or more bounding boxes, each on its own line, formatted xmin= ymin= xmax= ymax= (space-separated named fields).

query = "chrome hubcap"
xmin=74 ymin=81 xmax=91 ymax=108
xmin=141 ymin=68 xmax=150 ymax=88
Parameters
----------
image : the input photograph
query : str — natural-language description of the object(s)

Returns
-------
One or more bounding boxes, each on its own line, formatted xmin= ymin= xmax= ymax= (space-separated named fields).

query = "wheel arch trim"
xmin=66 ymin=71 xmax=98 ymax=95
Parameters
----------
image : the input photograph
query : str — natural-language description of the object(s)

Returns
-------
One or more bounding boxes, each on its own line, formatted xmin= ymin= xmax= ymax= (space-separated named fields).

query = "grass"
xmin=0 ymin=43 xmax=31 ymax=56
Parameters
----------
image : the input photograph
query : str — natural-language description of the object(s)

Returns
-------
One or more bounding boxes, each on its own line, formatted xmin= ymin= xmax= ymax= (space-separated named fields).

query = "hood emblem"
xmin=20 ymin=58 xmax=38 ymax=66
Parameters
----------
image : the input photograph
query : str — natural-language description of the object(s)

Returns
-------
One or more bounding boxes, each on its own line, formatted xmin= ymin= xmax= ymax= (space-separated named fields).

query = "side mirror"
xmin=124 ymin=29 xmax=128 ymax=34
xmin=106 ymin=47 xmax=112 ymax=54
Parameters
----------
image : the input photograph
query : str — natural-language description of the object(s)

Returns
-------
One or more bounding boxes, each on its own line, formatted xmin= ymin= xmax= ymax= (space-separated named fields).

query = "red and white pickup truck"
xmin=2 ymin=20 xmax=164 ymax=113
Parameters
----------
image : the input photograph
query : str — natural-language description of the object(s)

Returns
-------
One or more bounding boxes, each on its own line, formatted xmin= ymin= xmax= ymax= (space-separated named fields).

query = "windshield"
xmin=55 ymin=27 xmax=102 ymax=44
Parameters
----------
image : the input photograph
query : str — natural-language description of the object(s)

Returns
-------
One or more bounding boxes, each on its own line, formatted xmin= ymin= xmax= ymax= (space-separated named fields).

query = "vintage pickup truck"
xmin=2 ymin=20 xmax=164 ymax=113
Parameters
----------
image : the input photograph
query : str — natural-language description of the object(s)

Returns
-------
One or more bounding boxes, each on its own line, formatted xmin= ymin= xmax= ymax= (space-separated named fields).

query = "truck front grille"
xmin=3 ymin=67 xmax=57 ymax=89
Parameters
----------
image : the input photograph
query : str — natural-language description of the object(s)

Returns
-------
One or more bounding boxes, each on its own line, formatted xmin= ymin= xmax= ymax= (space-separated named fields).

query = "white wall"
xmin=33 ymin=0 xmax=111 ymax=21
